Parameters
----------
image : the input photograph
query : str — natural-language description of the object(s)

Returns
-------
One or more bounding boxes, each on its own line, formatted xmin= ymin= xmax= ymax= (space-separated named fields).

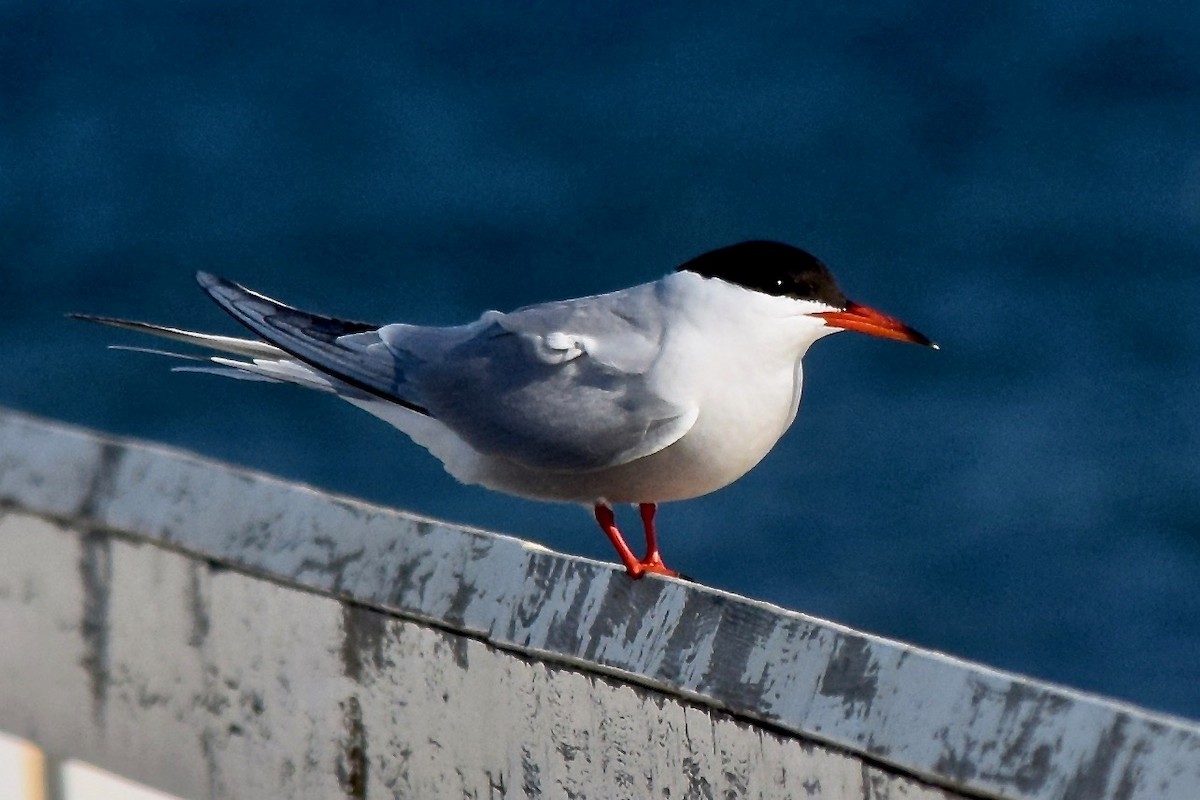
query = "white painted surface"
xmin=1 ymin=512 xmax=954 ymax=799
xmin=2 ymin=407 xmax=1199 ymax=799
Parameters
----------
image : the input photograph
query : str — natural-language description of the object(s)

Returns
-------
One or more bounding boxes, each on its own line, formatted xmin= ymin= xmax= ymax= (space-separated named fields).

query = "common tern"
xmin=73 ymin=240 xmax=936 ymax=579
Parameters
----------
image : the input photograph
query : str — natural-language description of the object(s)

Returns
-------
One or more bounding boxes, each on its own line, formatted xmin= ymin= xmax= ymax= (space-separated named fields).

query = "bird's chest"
xmin=690 ymin=362 xmax=799 ymax=457
xmin=649 ymin=335 xmax=804 ymax=494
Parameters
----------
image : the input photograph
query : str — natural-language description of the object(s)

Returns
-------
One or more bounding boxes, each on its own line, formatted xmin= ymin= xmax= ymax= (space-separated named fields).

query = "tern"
xmin=73 ymin=240 xmax=936 ymax=579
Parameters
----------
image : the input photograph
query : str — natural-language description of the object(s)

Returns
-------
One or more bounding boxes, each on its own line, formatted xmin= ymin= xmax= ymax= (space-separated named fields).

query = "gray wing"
xmin=198 ymin=272 xmax=697 ymax=473
xmin=381 ymin=281 xmax=699 ymax=472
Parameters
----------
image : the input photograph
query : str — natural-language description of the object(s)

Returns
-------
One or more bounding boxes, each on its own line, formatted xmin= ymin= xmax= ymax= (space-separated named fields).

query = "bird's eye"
xmin=775 ymin=279 xmax=784 ymax=287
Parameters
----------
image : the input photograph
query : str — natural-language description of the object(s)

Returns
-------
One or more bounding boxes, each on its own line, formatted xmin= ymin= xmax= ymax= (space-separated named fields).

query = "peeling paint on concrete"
xmin=336 ymin=696 xmax=368 ymax=800
xmin=78 ymin=528 xmax=112 ymax=725
xmin=520 ymin=745 xmax=542 ymax=796
xmin=77 ymin=441 xmax=124 ymax=521
xmin=818 ymin=635 xmax=880 ymax=718
xmin=341 ymin=603 xmax=391 ymax=682
xmin=1061 ymin=715 xmax=1128 ymax=800
xmin=187 ymin=561 xmax=210 ymax=649
xmin=3 ymin=408 xmax=1200 ymax=800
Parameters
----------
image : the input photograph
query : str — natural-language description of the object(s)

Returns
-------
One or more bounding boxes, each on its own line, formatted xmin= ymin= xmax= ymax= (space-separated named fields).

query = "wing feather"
xmin=382 ymin=280 xmax=698 ymax=472
xmin=78 ymin=273 xmax=696 ymax=475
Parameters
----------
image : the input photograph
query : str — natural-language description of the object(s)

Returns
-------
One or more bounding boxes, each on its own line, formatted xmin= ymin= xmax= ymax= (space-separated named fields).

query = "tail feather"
xmin=71 ymin=285 xmax=463 ymax=477
xmin=70 ymin=278 xmax=427 ymax=415
xmin=69 ymin=314 xmax=285 ymax=359
xmin=195 ymin=272 xmax=428 ymax=415
xmin=70 ymin=313 xmax=343 ymax=393
xmin=173 ymin=356 xmax=350 ymax=393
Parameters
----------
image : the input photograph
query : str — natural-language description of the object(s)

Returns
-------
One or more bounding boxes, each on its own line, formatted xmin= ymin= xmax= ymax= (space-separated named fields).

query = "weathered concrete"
xmin=1 ymin=407 xmax=1198 ymax=799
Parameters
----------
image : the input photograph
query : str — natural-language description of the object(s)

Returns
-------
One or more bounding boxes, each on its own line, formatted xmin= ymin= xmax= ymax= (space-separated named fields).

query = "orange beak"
xmin=815 ymin=301 xmax=938 ymax=348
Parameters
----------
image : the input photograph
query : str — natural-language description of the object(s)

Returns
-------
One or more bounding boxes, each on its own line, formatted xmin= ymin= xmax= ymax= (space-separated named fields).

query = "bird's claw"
xmin=625 ymin=554 xmax=679 ymax=580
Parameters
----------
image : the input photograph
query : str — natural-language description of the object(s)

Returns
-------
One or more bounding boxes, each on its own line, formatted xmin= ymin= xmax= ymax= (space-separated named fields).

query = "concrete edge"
xmin=2 ymin=406 xmax=1197 ymax=800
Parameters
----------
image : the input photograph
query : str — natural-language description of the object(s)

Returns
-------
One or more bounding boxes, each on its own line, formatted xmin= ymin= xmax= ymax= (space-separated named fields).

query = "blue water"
xmin=5 ymin=3 xmax=1200 ymax=719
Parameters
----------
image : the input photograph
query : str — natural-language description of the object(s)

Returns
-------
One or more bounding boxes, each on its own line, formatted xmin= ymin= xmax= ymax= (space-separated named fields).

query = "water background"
xmin=5 ymin=3 xmax=1200 ymax=719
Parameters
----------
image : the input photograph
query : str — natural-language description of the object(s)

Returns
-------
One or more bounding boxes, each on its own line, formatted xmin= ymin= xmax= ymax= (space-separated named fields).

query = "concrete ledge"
xmin=1 ymin=407 xmax=1198 ymax=799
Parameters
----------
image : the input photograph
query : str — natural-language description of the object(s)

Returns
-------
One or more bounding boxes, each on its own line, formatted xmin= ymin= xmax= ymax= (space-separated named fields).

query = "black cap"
xmin=677 ymin=241 xmax=848 ymax=308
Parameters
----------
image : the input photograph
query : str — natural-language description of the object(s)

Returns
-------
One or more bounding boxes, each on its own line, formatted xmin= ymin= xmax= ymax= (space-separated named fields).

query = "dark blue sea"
xmin=5 ymin=3 xmax=1200 ymax=719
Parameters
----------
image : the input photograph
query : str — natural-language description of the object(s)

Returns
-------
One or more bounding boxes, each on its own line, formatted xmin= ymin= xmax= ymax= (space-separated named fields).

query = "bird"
xmin=72 ymin=240 xmax=936 ymax=580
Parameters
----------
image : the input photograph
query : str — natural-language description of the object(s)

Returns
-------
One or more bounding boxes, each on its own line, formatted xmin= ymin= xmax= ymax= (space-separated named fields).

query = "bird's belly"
xmin=602 ymin=428 xmax=777 ymax=503
xmin=616 ymin=400 xmax=792 ymax=501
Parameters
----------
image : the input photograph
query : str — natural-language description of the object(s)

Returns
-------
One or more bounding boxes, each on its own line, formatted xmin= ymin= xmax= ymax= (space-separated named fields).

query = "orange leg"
xmin=592 ymin=503 xmax=678 ymax=579
xmin=638 ymin=503 xmax=676 ymax=575
xmin=594 ymin=504 xmax=644 ymax=577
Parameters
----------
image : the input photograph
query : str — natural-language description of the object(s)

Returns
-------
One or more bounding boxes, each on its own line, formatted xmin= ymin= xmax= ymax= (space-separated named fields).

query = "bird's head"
xmin=677 ymin=240 xmax=938 ymax=350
